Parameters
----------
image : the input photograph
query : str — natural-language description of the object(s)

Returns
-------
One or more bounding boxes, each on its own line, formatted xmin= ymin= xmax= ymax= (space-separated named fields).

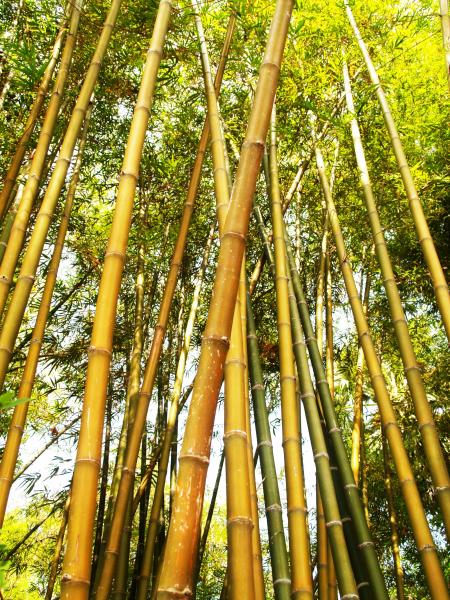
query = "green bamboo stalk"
xmin=314 ymin=141 xmax=448 ymax=600
xmin=343 ymin=59 xmax=450 ymax=540
xmin=343 ymin=0 xmax=450 ymax=341
xmin=246 ymin=293 xmax=291 ymax=600
xmin=440 ymin=0 xmax=450 ymax=92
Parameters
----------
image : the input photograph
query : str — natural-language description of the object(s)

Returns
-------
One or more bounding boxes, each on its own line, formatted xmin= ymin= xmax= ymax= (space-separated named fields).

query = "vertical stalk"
xmin=61 ymin=4 xmax=171 ymax=597
xmin=269 ymin=107 xmax=313 ymax=600
xmin=440 ymin=0 xmax=450 ymax=92
xmin=157 ymin=2 xmax=293 ymax=596
xmin=45 ymin=493 xmax=71 ymax=600
xmin=314 ymin=142 xmax=448 ymax=600
xmin=0 ymin=0 xmax=118 ymax=386
xmin=343 ymin=60 xmax=450 ymax=539
xmin=0 ymin=102 xmax=91 ymax=526
xmin=0 ymin=0 xmax=83 ymax=309
xmin=343 ymin=1 xmax=450 ymax=341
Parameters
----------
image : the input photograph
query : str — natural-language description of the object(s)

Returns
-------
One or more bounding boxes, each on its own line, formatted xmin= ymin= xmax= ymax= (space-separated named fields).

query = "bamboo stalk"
xmin=284 ymin=233 xmax=389 ymax=600
xmin=343 ymin=59 xmax=450 ymax=539
xmin=60 ymin=4 xmax=171 ymax=597
xmin=94 ymin=15 xmax=236 ymax=599
xmin=269 ymin=106 xmax=313 ymax=600
xmin=156 ymin=2 xmax=293 ymax=596
xmin=0 ymin=102 xmax=91 ymax=527
xmin=0 ymin=0 xmax=83 ymax=311
xmin=314 ymin=141 xmax=449 ymax=600
xmin=440 ymin=0 xmax=450 ymax=92
xmin=136 ymin=222 xmax=215 ymax=599
xmin=343 ymin=0 xmax=450 ymax=341
xmin=0 ymin=6 xmax=69 ymax=219
xmin=0 ymin=0 xmax=117 ymax=387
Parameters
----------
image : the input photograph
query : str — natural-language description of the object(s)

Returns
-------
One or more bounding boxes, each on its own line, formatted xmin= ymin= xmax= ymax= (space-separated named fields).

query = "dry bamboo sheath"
xmin=93 ymin=14 xmax=236 ymax=599
xmin=60 ymin=2 xmax=171 ymax=597
xmin=344 ymin=0 xmax=450 ymax=342
xmin=0 ymin=0 xmax=115 ymax=391
xmin=342 ymin=59 xmax=450 ymax=540
xmin=156 ymin=2 xmax=292 ymax=597
xmin=0 ymin=0 xmax=84 ymax=316
xmin=0 ymin=102 xmax=92 ymax=528
xmin=314 ymin=143 xmax=449 ymax=600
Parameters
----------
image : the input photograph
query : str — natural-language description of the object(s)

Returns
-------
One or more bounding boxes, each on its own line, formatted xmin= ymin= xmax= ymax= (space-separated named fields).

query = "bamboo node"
xmin=202 ymin=334 xmax=229 ymax=349
xmin=382 ymin=421 xmax=398 ymax=433
xmin=227 ymin=516 xmax=253 ymax=527
xmin=223 ymin=429 xmax=247 ymax=441
xmin=156 ymin=587 xmax=192 ymax=598
xmin=266 ymin=503 xmax=282 ymax=512
xmin=418 ymin=543 xmax=436 ymax=552
xmin=247 ymin=333 xmax=257 ymax=340
xmin=341 ymin=516 xmax=351 ymax=523
xmin=435 ymin=485 xmax=450 ymax=493
xmin=251 ymin=383 xmax=265 ymax=392
xmin=358 ymin=541 xmax=374 ymax=549
xmin=344 ymin=483 xmax=358 ymax=490
xmin=256 ymin=440 xmax=272 ymax=449
xmin=282 ymin=436 xmax=300 ymax=447
xmin=287 ymin=506 xmax=308 ymax=515
xmin=313 ymin=451 xmax=329 ymax=460
xmin=300 ymin=392 xmax=315 ymax=400
xmin=104 ymin=250 xmax=126 ymax=262
xmin=273 ymin=578 xmax=291 ymax=586
xmin=61 ymin=573 xmax=90 ymax=584
xmin=88 ymin=345 xmax=112 ymax=357
xmin=329 ymin=426 xmax=341 ymax=434
xmin=341 ymin=594 xmax=359 ymax=600
xmin=316 ymin=378 xmax=328 ymax=385
xmin=280 ymin=375 xmax=296 ymax=383
xmin=179 ymin=452 xmax=209 ymax=465
xmin=357 ymin=582 xmax=370 ymax=590
xmin=325 ymin=519 xmax=342 ymax=529
xmin=119 ymin=169 xmax=138 ymax=182
xmin=418 ymin=421 xmax=436 ymax=431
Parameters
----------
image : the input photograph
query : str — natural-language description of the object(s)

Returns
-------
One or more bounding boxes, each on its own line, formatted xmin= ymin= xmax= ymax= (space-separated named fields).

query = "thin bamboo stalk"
xmin=0 ymin=0 xmax=116 ymax=387
xmin=157 ymin=2 xmax=293 ymax=596
xmin=0 ymin=103 xmax=91 ymax=527
xmin=45 ymin=493 xmax=71 ymax=600
xmin=136 ymin=222 xmax=215 ymax=599
xmin=94 ymin=15 xmax=236 ymax=599
xmin=440 ymin=0 xmax=450 ymax=92
xmin=0 ymin=8 xmax=68 ymax=219
xmin=60 ymin=4 xmax=171 ymax=596
xmin=343 ymin=1 xmax=450 ymax=341
xmin=314 ymin=141 xmax=449 ymax=600
xmin=284 ymin=233 xmax=389 ymax=600
xmin=381 ymin=433 xmax=406 ymax=600
xmin=0 ymin=0 xmax=83 ymax=310
xmin=343 ymin=60 xmax=450 ymax=539
xmin=269 ymin=107 xmax=313 ymax=600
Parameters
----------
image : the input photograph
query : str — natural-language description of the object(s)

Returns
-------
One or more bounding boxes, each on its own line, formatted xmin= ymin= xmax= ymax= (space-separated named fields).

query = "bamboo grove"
xmin=0 ymin=0 xmax=448 ymax=598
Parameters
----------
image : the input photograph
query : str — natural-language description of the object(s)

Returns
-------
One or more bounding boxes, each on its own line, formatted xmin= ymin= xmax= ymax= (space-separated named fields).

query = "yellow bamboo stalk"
xmin=439 ymin=0 xmax=450 ymax=92
xmin=60 ymin=4 xmax=171 ymax=597
xmin=270 ymin=106 xmax=313 ymax=600
xmin=135 ymin=223 xmax=215 ymax=599
xmin=157 ymin=2 xmax=293 ymax=597
xmin=0 ymin=0 xmax=117 ymax=390
xmin=93 ymin=14 xmax=236 ymax=599
xmin=314 ymin=141 xmax=449 ymax=600
xmin=0 ymin=101 xmax=91 ymax=528
xmin=343 ymin=0 xmax=450 ymax=342
xmin=343 ymin=59 xmax=450 ymax=540
xmin=0 ymin=6 xmax=69 ymax=219
xmin=0 ymin=0 xmax=83 ymax=315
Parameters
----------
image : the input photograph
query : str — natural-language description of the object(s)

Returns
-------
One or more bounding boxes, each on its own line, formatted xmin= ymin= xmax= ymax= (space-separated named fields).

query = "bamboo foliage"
xmin=269 ymin=106 xmax=313 ymax=600
xmin=343 ymin=0 xmax=450 ymax=342
xmin=0 ymin=101 xmax=92 ymax=528
xmin=92 ymin=15 xmax=236 ymax=599
xmin=60 ymin=3 xmax=171 ymax=596
xmin=0 ymin=4 xmax=69 ymax=219
xmin=343 ymin=59 xmax=450 ymax=540
xmin=156 ymin=2 xmax=293 ymax=596
xmin=0 ymin=0 xmax=117 ymax=389
xmin=0 ymin=0 xmax=83 ymax=310
xmin=314 ymin=141 xmax=449 ymax=600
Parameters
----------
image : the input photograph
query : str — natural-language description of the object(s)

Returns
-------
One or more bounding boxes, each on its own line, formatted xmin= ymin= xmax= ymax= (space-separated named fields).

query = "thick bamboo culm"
xmin=93 ymin=16 xmax=236 ymax=599
xmin=284 ymin=230 xmax=389 ymax=600
xmin=314 ymin=142 xmax=449 ymax=600
xmin=440 ymin=0 xmax=450 ymax=92
xmin=0 ymin=10 xmax=68 ymax=219
xmin=246 ymin=291 xmax=291 ymax=600
xmin=269 ymin=107 xmax=313 ymax=600
xmin=191 ymin=3 xmax=261 ymax=597
xmin=343 ymin=1 xmax=450 ymax=342
xmin=136 ymin=222 xmax=215 ymax=599
xmin=0 ymin=0 xmax=83 ymax=314
xmin=0 ymin=0 xmax=117 ymax=391
xmin=343 ymin=59 xmax=450 ymax=539
xmin=60 ymin=3 xmax=171 ymax=597
xmin=156 ymin=1 xmax=293 ymax=597
xmin=0 ymin=102 xmax=92 ymax=528
xmin=255 ymin=208 xmax=359 ymax=598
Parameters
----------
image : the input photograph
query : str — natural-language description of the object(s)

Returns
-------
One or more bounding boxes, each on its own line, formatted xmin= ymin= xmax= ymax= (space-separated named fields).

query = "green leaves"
xmin=0 ymin=392 xmax=28 ymax=411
